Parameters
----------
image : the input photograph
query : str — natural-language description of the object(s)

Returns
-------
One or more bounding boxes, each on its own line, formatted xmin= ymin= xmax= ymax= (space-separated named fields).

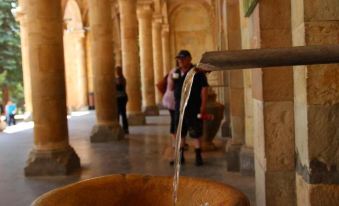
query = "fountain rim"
xmin=31 ymin=173 xmax=249 ymax=205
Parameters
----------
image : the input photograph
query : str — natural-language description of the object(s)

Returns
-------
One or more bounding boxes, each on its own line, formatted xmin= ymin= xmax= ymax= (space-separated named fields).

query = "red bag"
xmin=156 ymin=73 xmax=168 ymax=95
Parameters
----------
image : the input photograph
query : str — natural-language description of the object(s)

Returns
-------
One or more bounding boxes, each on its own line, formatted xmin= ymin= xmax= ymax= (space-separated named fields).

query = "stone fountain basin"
xmin=32 ymin=174 xmax=250 ymax=206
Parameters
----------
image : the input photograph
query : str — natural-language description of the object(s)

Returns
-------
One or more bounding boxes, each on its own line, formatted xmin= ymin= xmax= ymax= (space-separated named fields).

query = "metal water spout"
xmin=197 ymin=44 xmax=339 ymax=71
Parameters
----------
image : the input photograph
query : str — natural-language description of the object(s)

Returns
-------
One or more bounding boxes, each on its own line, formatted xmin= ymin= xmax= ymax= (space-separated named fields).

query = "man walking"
xmin=172 ymin=50 xmax=209 ymax=166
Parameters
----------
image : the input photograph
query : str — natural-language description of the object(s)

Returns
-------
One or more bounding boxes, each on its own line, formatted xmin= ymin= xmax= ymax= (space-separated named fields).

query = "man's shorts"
xmin=175 ymin=110 xmax=203 ymax=138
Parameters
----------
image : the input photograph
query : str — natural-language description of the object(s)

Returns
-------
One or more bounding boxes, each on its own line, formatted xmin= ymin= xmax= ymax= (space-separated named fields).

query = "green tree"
xmin=0 ymin=0 xmax=23 ymax=112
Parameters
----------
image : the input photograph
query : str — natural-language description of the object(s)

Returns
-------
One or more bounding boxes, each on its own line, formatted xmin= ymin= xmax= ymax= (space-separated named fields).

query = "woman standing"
xmin=116 ymin=66 xmax=129 ymax=134
xmin=162 ymin=68 xmax=176 ymax=143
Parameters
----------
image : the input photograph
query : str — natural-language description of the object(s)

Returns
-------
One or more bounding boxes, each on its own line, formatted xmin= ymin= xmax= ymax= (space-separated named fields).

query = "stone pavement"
xmin=0 ymin=111 xmax=255 ymax=206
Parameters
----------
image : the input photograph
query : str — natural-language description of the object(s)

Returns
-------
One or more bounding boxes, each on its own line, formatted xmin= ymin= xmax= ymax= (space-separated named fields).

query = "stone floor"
xmin=0 ymin=111 xmax=255 ymax=206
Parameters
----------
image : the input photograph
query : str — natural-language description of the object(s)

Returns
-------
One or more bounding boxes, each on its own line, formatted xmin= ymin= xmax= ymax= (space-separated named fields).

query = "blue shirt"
xmin=6 ymin=104 xmax=16 ymax=115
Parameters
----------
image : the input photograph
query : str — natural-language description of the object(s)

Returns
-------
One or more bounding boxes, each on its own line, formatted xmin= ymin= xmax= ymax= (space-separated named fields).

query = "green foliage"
xmin=0 ymin=0 xmax=23 ymax=112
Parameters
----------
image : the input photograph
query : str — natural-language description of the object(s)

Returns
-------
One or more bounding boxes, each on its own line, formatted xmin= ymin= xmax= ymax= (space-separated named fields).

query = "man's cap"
xmin=176 ymin=50 xmax=191 ymax=59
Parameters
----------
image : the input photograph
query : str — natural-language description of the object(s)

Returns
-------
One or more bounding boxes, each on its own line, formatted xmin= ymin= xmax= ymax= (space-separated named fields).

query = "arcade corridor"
xmin=3 ymin=0 xmax=338 ymax=205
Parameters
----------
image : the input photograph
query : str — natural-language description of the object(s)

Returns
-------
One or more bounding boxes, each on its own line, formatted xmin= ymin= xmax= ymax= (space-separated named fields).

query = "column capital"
xmin=137 ymin=1 xmax=153 ymax=19
xmin=137 ymin=0 xmax=153 ymax=5
xmin=153 ymin=13 xmax=163 ymax=23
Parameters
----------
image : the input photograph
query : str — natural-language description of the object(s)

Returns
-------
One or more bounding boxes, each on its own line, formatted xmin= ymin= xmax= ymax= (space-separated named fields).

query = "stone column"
xmin=88 ymin=0 xmax=124 ymax=142
xmin=152 ymin=15 xmax=164 ymax=105
xmin=237 ymin=0 xmax=257 ymax=178
xmin=23 ymin=0 xmax=80 ymax=176
xmin=225 ymin=0 xmax=245 ymax=172
xmin=14 ymin=3 xmax=32 ymax=120
xmin=226 ymin=70 xmax=245 ymax=171
xmin=220 ymin=72 xmax=231 ymax=138
xmin=85 ymin=32 xmax=95 ymax=110
xmin=118 ymin=0 xmax=146 ymax=125
xmin=137 ymin=3 xmax=159 ymax=116
xmin=112 ymin=4 xmax=122 ymax=67
xmin=218 ymin=2 xmax=231 ymax=139
xmin=292 ymin=0 xmax=339 ymax=205
xmin=161 ymin=24 xmax=171 ymax=74
xmin=240 ymin=70 xmax=254 ymax=176
xmin=253 ymin=0 xmax=296 ymax=205
xmin=74 ymin=31 xmax=88 ymax=110
xmin=63 ymin=30 xmax=88 ymax=111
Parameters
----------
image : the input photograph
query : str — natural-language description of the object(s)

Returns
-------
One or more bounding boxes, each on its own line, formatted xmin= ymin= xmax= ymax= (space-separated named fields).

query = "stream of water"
xmin=172 ymin=68 xmax=197 ymax=206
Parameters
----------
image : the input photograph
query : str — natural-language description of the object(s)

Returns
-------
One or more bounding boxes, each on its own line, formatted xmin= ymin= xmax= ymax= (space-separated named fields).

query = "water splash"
xmin=172 ymin=68 xmax=197 ymax=206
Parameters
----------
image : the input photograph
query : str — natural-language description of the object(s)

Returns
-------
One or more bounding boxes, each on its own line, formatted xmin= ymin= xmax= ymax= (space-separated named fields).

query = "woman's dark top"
xmin=116 ymin=76 xmax=127 ymax=98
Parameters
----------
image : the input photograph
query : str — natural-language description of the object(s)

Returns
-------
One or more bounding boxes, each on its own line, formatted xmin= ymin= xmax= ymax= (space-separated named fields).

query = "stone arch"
xmin=63 ymin=0 xmax=88 ymax=111
xmin=61 ymin=0 xmax=85 ymax=18
xmin=169 ymin=1 xmax=216 ymax=66
xmin=64 ymin=0 xmax=83 ymax=30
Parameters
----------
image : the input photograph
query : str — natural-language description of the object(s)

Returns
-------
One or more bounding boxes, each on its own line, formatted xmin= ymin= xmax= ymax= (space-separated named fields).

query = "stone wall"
xmin=292 ymin=0 xmax=339 ymax=205
xmin=240 ymin=0 xmax=297 ymax=205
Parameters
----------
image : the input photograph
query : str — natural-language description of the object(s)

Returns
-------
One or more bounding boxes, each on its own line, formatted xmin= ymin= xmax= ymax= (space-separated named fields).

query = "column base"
xmin=24 ymin=146 xmax=80 ymax=176
xmin=157 ymin=103 xmax=166 ymax=110
xmin=67 ymin=106 xmax=89 ymax=113
xmin=71 ymin=106 xmax=90 ymax=112
xmin=128 ymin=113 xmax=146 ymax=125
xmin=256 ymin=169 xmax=296 ymax=206
xmin=221 ymin=120 xmax=231 ymax=137
xmin=90 ymin=123 xmax=124 ymax=142
xmin=225 ymin=141 xmax=242 ymax=172
xmin=143 ymin=106 xmax=159 ymax=116
xmin=296 ymin=174 xmax=339 ymax=206
xmin=240 ymin=146 xmax=254 ymax=176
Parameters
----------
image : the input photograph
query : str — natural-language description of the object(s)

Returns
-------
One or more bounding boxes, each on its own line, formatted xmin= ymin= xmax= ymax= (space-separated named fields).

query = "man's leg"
xmin=118 ymin=98 xmax=129 ymax=134
xmin=170 ymin=111 xmax=187 ymax=165
xmin=190 ymin=116 xmax=204 ymax=166
xmin=194 ymin=138 xmax=203 ymax=166
xmin=6 ymin=115 xmax=10 ymax=125
xmin=11 ymin=115 xmax=16 ymax=125
xmin=121 ymin=101 xmax=129 ymax=134
xmin=169 ymin=109 xmax=176 ymax=146
xmin=170 ymin=134 xmax=187 ymax=165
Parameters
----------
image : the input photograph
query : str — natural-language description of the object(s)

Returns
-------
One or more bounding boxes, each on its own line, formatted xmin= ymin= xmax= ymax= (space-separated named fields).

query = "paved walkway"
xmin=0 ymin=111 xmax=255 ymax=206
